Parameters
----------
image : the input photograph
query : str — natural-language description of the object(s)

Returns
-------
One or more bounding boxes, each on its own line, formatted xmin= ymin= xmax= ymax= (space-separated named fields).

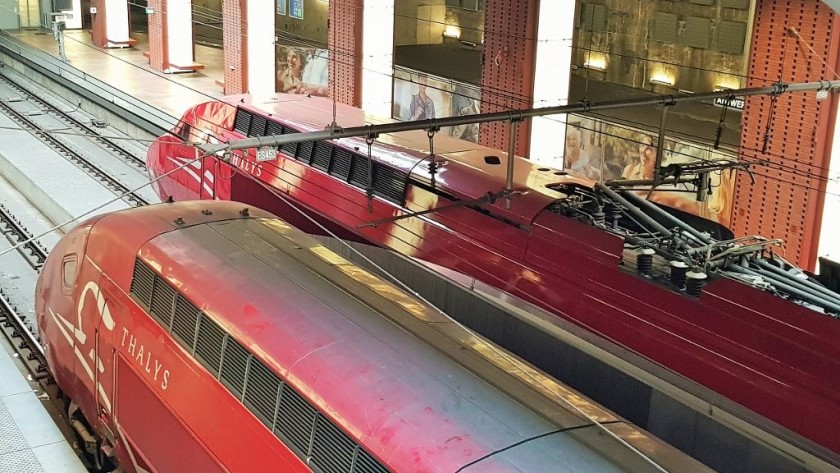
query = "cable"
xmin=453 ymin=421 xmax=624 ymax=473
xmin=0 ymin=147 xmax=206 ymax=258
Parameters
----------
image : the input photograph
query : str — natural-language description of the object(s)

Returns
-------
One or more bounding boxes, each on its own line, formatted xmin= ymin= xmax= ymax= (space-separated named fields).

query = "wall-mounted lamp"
xmin=443 ymin=25 xmax=461 ymax=39
xmin=583 ymin=60 xmax=606 ymax=71
xmin=649 ymin=73 xmax=675 ymax=87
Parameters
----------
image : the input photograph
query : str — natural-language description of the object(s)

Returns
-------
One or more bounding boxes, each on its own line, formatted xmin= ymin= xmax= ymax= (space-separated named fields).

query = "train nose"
xmin=146 ymin=137 xmax=170 ymax=202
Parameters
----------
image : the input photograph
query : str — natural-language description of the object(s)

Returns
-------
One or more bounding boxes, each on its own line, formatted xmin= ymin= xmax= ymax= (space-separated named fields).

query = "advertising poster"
xmin=392 ymin=68 xmax=481 ymax=143
xmin=275 ymin=42 xmax=329 ymax=97
xmin=564 ymin=115 xmax=737 ymax=227
xmin=277 ymin=0 xmax=286 ymax=15
xmin=289 ymin=0 xmax=303 ymax=19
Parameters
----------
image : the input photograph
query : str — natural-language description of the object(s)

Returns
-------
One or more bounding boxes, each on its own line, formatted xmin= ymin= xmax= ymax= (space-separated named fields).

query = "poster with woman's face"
xmin=275 ymin=43 xmax=329 ymax=97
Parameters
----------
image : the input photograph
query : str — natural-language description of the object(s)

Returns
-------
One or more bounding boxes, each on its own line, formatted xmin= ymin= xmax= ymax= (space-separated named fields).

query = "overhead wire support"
xmin=200 ymin=79 xmax=840 ymax=156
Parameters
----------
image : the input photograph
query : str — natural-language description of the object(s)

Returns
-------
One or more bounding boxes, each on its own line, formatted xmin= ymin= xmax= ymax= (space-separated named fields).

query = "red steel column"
xmin=734 ymin=0 xmax=840 ymax=269
xmin=479 ymin=0 xmax=537 ymax=157
xmin=222 ymin=0 xmax=247 ymax=95
xmin=90 ymin=0 xmax=108 ymax=47
xmin=329 ymin=0 xmax=363 ymax=106
xmin=147 ymin=0 xmax=168 ymax=71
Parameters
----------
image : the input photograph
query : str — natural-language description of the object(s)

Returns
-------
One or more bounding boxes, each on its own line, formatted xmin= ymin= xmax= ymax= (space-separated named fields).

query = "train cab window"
xmin=62 ymin=255 xmax=77 ymax=293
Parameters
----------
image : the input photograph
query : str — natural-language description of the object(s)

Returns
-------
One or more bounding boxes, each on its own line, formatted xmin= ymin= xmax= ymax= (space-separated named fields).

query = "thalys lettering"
xmin=230 ymin=153 xmax=263 ymax=177
xmin=121 ymin=327 xmax=170 ymax=390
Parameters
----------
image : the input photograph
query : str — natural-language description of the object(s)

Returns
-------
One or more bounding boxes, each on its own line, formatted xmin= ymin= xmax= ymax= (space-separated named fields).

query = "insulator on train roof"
xmin=638 ymin=248 xmax=655 ymax=277
xmin=686 ymin=271 xmax=708 ymax=297
xmin=611 ymin=207 xmax=622 ymax=230
xmin=670 ymin=260 xmax=689 ymax=290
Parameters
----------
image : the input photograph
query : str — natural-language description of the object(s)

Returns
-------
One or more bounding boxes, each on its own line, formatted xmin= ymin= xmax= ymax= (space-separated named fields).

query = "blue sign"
xmin=290 ymin=0 xmax=303 ymax=19
xmin=277 ymin=0 xmax=286 ymax=15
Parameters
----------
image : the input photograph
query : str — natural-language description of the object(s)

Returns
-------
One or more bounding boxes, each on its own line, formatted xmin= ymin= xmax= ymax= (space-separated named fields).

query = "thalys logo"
xmin=48 ymin=280 xmax=171 ymax=413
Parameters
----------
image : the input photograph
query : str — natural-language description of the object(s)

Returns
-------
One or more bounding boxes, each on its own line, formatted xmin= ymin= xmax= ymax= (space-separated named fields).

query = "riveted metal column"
xmin=329 ymin=0 xmax=363 ymax=106
xmin=222 ymin=0 xmax=247 ymax=95
xmin=735 ymin=0 xmax=840 ymax=269
xmin=147 ymin=0 xmax=168 ymax=71
xmin=479 ymin=0 xmax=537 ymax=157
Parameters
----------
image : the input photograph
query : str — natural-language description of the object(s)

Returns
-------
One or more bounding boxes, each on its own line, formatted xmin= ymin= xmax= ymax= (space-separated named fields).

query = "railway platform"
xmin=0 ymin=342 xmax=86 ymax=472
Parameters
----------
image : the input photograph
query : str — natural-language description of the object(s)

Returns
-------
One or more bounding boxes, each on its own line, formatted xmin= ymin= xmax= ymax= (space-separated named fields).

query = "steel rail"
xmin=0 ymin=202 xmax=48 ymax=270
xmin=0 ymin=99 xmax=150 ymax=207
xmin=0 ymin=289 xmax=47 ymax=377
xmin=0 ymin=73 xmax=146 ymax=168
xmin=202 ymin=79 xmax=840 ymax=154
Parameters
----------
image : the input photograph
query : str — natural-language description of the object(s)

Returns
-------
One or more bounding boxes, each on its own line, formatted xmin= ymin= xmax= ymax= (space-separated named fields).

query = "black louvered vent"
xmin=249 ymin=114 xmax=268 ymax=137
xmin=354 ymin=449 xmax=389 ymax=473
xmin=281 ymin=126 xmax=298 ymax=156
xmin=275 ymin=385 xmax=318 ymax=455
xmin=296 ymin=141 xmax=314 ymax=163
xmin=372 ymin=164 xmax=407 ymax=204
xmin=267 ymin=120 xmax=284 ymax=137
xmin=311 ymin=141 xmax=333 ymax=171
xmin=311 ymin=416 xmax=356 ymax=473
xmin=244 ymin=359 xmax=283 ymax=428
xmin=349 ymin=155 xmax=370 ymax=188
xmin=220 ymin=338 xmax=251 ymax=399
xmin=330 ymin=147 xmax=353 ymax=181
xmin=130 ymin=259 xmax=155 ymax=308
xmin=171 ymin=294 xmax=199 ymax=348
xmin=234 ymin=109 xmax=251 ymax=135
xmin=194 ymin=313 xmax=225 ymax=376
xmin=149 ymin=278 xmax=176 ymax=328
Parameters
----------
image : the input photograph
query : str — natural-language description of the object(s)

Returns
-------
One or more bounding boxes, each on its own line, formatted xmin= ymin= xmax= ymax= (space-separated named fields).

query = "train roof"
xmin=90 ymin=202 xmax=707 ymax=472
xmin=222 ymin=94 xmax=590 ymax=227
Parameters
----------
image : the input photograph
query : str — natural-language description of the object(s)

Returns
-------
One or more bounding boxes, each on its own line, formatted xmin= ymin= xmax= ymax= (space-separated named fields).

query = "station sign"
xmin=713 ymin=95 xmax=745 ymax=111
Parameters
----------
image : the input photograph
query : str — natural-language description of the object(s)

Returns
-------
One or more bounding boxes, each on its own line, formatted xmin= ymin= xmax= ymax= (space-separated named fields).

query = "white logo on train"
xmin=48 ymin=279 xmax=171 ymax=412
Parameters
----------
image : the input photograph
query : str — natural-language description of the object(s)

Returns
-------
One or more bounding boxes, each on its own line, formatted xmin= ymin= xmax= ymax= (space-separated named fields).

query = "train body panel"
xmin=37 ymin=202 xmax=710 ymax=472
xmin=146 ymin=94 xmax=840 ymax=457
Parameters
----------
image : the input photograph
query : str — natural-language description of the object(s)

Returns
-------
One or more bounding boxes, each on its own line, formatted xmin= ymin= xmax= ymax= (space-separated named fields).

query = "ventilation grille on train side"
xmin=311 ymin=417 xmax=357 ymax=473
xmin=281 ymin=126 xmax=298 ymax=157
xmin=244 ymin=359 xmax=283 ymax=427
xmin=249 ymin=114 xmax=268 ymax=137
xmin=128 ymin=256 xmax=391 ymax=473
xmin=232 ymin=107 xmax=409 ymax=207
xmin=234 ymin=109 xmax=251 ymax=135
xmin=330 ymin=147 xmax=353 ymax=181
xmin=372 ymin=165 xmax=408 ymax=204
xmin=276 ymin=385 xmax=318 ymax=455
xmin=220 ymin=338 xmax=250 ymax=399
xmin=130 ymin=260 xmax=155 ymax=308
xmin=149 ymin=279 xmax=176 ymax=328
xmin=171 ymin=294 xmax=199 ymax=348
xmin=311 ymin=141 xmax=333 ymax=171
xmin=194 ymin=313 xmax=225 ymax=376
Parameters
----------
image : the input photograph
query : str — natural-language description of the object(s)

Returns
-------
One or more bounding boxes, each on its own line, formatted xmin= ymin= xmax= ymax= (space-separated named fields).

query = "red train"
xmin=35 ymin=201 xmax=710 ymax=473
xmin=147 ymin=94 xmax=840 ymax=462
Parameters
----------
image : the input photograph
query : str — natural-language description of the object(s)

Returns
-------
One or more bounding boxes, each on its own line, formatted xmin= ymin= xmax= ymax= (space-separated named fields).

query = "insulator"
xmin=611 ymin=208 xmax=622 ymax=230
xmin=637 ymin=248 xmax=655 ymax=276
xmin=593 ymin=210 xmax=606 ymax=227
xmin=686 ymin=271 xmax=708 ymax=297
xmin=670 ymin=261 xmax=689 ymax=289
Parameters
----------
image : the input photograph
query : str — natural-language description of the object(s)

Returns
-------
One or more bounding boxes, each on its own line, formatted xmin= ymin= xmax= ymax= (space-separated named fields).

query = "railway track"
xmin=0 ymin=98 xmax=150 ymax=207
xmin=0 ymin=73 xmax=147 ymax=169
xmin=0 ymin=202 xmax=48 ymax=270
